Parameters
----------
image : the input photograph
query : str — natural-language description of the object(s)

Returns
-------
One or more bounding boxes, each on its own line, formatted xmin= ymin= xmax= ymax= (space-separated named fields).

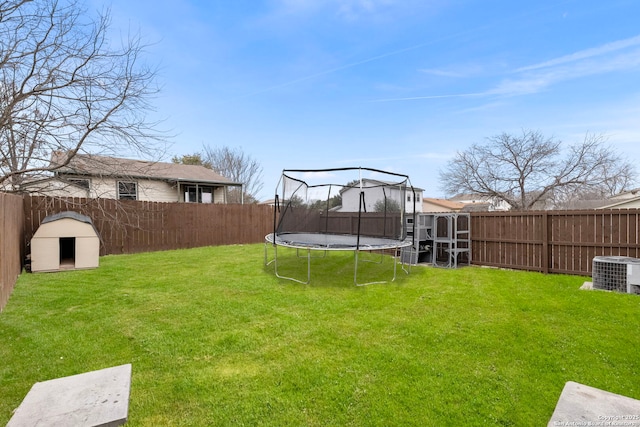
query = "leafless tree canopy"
xmin=0 ymin=0 xmax=165 ymax=193
xmin=172 ymin=147 xmax=264 ymax=203
xmin=202 ymin=145 xmax=263 ymax=203
xmin=439 ymin=130 xmax=637 ymax=210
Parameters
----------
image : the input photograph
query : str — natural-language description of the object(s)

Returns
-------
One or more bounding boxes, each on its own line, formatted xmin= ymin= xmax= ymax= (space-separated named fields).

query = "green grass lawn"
xmin=1 ymin=244 xmax=639 ymax=426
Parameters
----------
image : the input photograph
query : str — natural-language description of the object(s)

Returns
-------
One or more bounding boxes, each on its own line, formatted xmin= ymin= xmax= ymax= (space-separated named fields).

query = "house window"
xmin=185 ymin=185 xmax=213 ymax=203
xmin=118 ymin=181 xmax=137 ymax=200
xmin=68 ymin=178 xmax=90 ymax=190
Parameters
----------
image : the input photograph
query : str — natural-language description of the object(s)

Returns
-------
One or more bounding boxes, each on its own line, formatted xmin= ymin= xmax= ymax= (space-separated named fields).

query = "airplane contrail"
xmin=229 ymin=1 xmax=571 ymax=102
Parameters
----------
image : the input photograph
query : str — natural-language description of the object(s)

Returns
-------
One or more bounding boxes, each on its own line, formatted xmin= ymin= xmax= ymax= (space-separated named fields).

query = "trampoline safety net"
xmin=272 ymin=167 xmax=415 ymax=250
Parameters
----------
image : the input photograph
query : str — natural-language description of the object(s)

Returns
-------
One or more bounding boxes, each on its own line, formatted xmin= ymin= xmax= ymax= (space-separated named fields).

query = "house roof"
xmin=448 ymin=193 xmax=492 ymax=203
xmin=422 ymin=198 xmax=465 ymax=211
xmin=609 ymin=187 xmax=640 ymax=200
xmin=339 ymin=178 xmax=423 ymax=193
xmin=51 ymin=151 xmax=241 ymax=186
xmin=599 ymin=195 xmax=640 ymax=209
xmin=460 ymin=202 xmax=491 ymax=212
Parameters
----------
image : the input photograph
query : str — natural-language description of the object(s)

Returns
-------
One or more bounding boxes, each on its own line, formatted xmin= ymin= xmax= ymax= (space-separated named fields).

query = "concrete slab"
xmin=7 ymin=364 xmax=131 ymax=427
xmin=580 ymin=281 xmax=593 ymax=290
xmin=548 ymin=381 xmax=640 ymax=427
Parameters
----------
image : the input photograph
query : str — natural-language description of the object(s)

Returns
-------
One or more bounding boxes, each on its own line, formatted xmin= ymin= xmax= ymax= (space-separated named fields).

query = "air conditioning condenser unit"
xmin=592 ymin=256 xmax=640 ymax=294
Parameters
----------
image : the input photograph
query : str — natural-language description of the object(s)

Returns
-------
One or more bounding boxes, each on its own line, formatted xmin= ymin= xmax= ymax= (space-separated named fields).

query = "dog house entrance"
xmin=59 ymin=237 xmax=76 ymax=269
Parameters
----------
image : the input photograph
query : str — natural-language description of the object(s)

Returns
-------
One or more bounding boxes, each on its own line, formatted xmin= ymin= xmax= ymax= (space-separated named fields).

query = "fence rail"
xmin=471 ymin=209 xmax=640 ymax=276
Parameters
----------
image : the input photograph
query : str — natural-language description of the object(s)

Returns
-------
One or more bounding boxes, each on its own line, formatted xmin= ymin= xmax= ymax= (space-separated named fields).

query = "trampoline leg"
xmin=354 ymin=249 xmax=400 ymax=287
xmin=271 ymin=244 xmax=411 ymax=286
xmin=264 ymin=242 xmax=275 ymax=266
xmin=306 ymin=248 xmax=311 ymax=283
xmin=354 ymin=251 xmax=359 ymax=285
xmin=273 ymin=244 xmax=312 ymax=285
xmin=400 ymin=247 xmax=412 ymax=275
xmin=392 ymin=253 xmax=398 ymax=281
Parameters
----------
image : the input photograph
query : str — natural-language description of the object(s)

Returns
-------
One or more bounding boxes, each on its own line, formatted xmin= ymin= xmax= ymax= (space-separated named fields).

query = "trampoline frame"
xmin=265 ymin=167 xmax=417 ymax=286
xmin=264 ymin=232 xmax=413 ymax=286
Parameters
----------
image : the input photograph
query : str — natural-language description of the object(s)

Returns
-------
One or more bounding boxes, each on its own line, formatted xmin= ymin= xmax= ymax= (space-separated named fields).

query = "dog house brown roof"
xmin=30 ymin=211 xmax=100 ymax=272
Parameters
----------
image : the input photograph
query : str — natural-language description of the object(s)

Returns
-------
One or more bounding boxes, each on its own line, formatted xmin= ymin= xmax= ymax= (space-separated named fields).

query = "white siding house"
xmin=449 ymin=194 xmax=511 ymax=211
xmin=600 ymin=197 xmax=640 ymax=209
xmin=34 ymin=151 xmax=243 ymax=203
xmin=336 ymin=179 xmax=423 ymax=213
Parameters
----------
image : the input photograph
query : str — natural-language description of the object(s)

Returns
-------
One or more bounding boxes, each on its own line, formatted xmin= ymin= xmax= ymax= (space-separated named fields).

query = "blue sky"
xmin=95 ymin=0 xmax=640 ymax=200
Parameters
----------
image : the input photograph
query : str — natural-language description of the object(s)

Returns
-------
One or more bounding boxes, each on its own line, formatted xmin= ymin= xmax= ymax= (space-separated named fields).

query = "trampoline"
xmin=264 ymin=167 xmax=417 ymax=286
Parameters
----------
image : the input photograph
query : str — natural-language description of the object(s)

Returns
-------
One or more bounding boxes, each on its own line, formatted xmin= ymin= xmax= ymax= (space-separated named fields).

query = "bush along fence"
xmin=0 ymin=193 xmax=24 ymax=311
xmin=472 ymin=209 xmax=640 ymax=276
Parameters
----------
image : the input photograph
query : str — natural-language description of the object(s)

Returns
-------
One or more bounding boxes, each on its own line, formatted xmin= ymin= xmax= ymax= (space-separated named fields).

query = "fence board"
xmin=471 ymin=209 xmax=640 ymax=276
xmin=22 ymin=196 xmax=273 ymax=257
xmin=0 ymin=193 xmax=24 ymax=311
xmin=6 ymin=195 xmax=640 ymax=311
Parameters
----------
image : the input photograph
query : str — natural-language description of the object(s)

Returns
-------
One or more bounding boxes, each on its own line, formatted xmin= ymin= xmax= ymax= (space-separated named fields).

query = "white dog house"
xmin=30 ymin=212 xmax=100 ymax=272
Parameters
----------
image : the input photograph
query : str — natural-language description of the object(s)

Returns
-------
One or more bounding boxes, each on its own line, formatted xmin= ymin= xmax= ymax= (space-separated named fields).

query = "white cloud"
xmin=370 ymin=92 xmax=485 ymax=102
xmin=491 ymin=47 xmax=640 ymax=97
xmin=270 ymin=0 xmax=430 ymax=21
xmin=420 ymin=68 xmax=467 ymax=78
xmin=420 ymin=63 xmax=486 ymax=79
xmin=484 ymin=34 xmax=640 ymax=97
xmin=336 ymin=0 xmax=395 ymax=19
xmin=516 ymin=34 xmax=640 ymax=72
xmin=373 ymin=35 xmax=640 ymax=102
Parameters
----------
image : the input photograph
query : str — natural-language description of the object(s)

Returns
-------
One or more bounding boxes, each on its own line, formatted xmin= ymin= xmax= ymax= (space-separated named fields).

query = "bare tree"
xmin=0 ymin=0 xmax=165 ymax=193
xmin=439 ymin=130 xmax=637 ymax=210
xmin=202 ymin=145 xmax=263 ymax=203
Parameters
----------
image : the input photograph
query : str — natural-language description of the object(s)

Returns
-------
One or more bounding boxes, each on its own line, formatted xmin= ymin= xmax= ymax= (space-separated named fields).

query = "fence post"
xmin=542 ymin=211 xmax=549 ymax=274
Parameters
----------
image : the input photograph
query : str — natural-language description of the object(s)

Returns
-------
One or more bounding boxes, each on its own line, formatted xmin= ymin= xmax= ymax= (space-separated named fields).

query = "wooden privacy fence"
xmin=277 ymin=209 xmax=403 ymax=238
xmin=23 ymin=196 xmax=273 ymax=256
xmin=4 ymin=194 xmax=640 ymax=312
xmin=471 ymin=209 xmax=640 ymax=276
xmin=0 ymin=193 xmax=24 ymax=311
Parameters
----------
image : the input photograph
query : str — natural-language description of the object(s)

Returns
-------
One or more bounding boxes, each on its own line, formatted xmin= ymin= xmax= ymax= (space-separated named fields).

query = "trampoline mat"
xmin=266 ymin=232 xmax=412 ymax=251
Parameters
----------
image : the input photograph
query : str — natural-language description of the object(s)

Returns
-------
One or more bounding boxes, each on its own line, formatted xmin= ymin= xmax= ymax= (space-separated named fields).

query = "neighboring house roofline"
xmin=171 ymin=178 xmax=242 ymax=187
xmin=609 ymin=187 xmax=640 ymax=199
xmin=422 ymin=198 xmax=465 ymax=211
xmin=599 ymin=195 xmax=640 ymax=209
xmin=338 ymin=178 xmax=423 ymax=193
xmin=51 ymin=151 xmax=242 ymax=186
